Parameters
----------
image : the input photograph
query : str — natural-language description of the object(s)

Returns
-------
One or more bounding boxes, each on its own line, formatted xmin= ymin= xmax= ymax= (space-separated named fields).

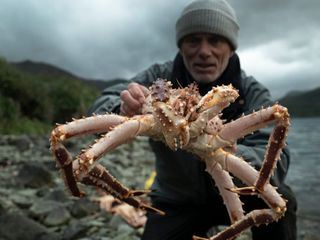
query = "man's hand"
xmin=97 ymin=195 xmax=147 ymax=228
xmin=112 ymin=204 xmax=147 ymax=228
xmin=120 ymin=83 xmax=149 ymax=116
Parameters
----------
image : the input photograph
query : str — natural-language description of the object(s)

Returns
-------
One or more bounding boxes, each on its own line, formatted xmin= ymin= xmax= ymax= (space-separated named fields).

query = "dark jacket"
xmin=88 ymin=53 xmax=290 ymax=205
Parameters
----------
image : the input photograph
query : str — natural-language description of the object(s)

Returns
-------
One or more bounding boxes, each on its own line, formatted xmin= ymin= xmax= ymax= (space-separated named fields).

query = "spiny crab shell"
xmin=142 ymin=79 xmax=239 ymax=150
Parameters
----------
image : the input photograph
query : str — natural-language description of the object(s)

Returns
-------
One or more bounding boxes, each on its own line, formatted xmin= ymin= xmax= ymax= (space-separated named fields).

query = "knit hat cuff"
xmin=176 ymin=9 xmax=239 ymax=49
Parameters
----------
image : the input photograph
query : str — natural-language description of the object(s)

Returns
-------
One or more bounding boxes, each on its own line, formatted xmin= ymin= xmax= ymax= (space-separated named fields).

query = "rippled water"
xmin=285 ymin=117 xmax=320 ymax=237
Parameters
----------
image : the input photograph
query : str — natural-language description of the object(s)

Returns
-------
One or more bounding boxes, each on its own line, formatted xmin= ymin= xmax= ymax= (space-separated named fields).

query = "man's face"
xmin=180 ymin=33 xmax=234 ymax=84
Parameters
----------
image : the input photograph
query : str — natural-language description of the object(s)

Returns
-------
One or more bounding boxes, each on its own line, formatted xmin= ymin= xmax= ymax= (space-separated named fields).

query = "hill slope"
xmin=0 ymin=58 xmax=99 ymax=134
xmin=278 ymin=87 xmax=320 ymax=117
xmin=12 ymin=60 xmax=109 ymax=90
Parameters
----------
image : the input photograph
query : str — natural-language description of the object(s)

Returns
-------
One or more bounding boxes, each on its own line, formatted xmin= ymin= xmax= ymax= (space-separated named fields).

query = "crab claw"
xmin=123 ymin=197 xmax=165 ymax=216
xmin=196 ymin=85 xmax=239 ymax=113
xmin=153 ymin=101 xmax=190 ymax=150
xmin=50 ymin=140 xmax=85 ymax=197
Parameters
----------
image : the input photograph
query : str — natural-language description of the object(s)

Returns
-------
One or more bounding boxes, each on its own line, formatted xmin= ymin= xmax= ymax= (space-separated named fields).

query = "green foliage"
xmin=0 ymin=58 xmax=99 ymax=135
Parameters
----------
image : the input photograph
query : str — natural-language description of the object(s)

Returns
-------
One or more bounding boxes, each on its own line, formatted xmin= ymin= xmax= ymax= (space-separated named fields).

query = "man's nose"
xmin=198 ymin=40 xmax=212 ymax=58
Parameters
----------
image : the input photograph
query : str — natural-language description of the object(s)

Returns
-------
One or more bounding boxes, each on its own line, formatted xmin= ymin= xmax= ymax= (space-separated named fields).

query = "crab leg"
xmin=74 ymin=114 xmax=155 ymax=178
xmin=51 ymin=114 xmax=129 ymax=141
xmin=195 ymin=149 xmax=286 ymax=240
xmin=194 ymin=103 xmax=289 ymax=240
xmin=214 ymin=149 xmax=287 ymax=214
xmin=50 ymin=114 xmax=129 ymax=197
xmin=71 ymin=115 xmax=164 ymax=211
xmin=80 ymin=163 xmax=165 ymax=215
xmin=218 ymin=104 xmax=290 ymax=192
xmin=219 ymin=104 xmax=289 ymax=144
xmin=52 ymin=144 xmax=84 ymax=197
xmin=255 ymin=119 xmax=289 ymax=191
xmin=193 ymin=209 xmax=279 ymax=240
xmin=204 ymin=160 xmax=244 ymax=224
xmin=50 ymin=114 xmax=163 ymax=214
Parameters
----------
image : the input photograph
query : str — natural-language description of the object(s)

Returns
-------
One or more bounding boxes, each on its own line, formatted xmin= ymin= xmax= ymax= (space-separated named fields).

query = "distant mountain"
xmin=278 ymin=87 xmax=320 ymax=117
xmin=12 ymin=60 xmax=79 ymax=79
xmin=11 ymin=60 xmax=110 ymax=90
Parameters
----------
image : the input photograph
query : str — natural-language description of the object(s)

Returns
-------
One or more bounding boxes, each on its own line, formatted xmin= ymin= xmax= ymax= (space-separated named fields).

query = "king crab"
xmin=50 ymin=78 xmax=290 ymax=240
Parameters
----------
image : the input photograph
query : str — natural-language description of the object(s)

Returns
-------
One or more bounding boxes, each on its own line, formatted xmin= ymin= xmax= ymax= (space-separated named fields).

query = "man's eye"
xmin=209 ymin=36 xmax=226 ymax=45
xmin=186 ymin=38 xmax=198 ymax=44
xmin=209 ymin=39 xmax=219 ymax=44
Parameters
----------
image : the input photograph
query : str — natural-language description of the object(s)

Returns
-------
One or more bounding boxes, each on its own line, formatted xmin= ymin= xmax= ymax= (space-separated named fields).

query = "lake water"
xmin=285 ymin=117 xmax=320 ymax=237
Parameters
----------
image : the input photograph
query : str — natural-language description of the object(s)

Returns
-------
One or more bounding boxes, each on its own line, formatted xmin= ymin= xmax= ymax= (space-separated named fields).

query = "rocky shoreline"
xmin=0 ymin=134 xmax=155 ymax=240
xmin=0 ymin=134 xmax=318 ymax=240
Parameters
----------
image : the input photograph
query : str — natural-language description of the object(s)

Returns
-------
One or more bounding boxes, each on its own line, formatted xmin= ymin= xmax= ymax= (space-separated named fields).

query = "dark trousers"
xmin=142 ymin=184 xmax=297 ymax=240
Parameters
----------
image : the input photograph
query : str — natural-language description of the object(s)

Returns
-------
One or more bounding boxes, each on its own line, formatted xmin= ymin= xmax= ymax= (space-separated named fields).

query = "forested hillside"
xmin=0 ymin=59 xmax=99 ymax=134
xmin=278 ymin=87 xmax=320 ymax=117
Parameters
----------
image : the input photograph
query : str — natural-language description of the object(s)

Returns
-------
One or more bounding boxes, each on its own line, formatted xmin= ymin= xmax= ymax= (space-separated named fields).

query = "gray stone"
xmin=95 ymin=227 xmax=112 ymax=238
xmin=303 ymin=234 xmax=320 ymax=240
xmin=117 ymin=223 xmax=135 ymax=235
xmin=109 ymin=215 xmax=125 ymax=230
xmin=0 ymin=212 xmax=60 ymax=240
xmin=88 ymin=219 xmax=106 ymax=227
xmin=7 ymin=134 xmax=33 ymax=151
xmin=0 ymin=198 xmax=6 ymax=215
xmin=18 ymin=188 xmax=38 ymax=197
xmin=16 ymin=162 xmax=54 ymax=188
xmin=113 ymin=233 xmax=139 ymax=240
xmin=29 ymin=199 xmax=66 ymax=217
xmin=0 ymin=195 xmax=16 ymax=212
xmin=70 ymin=197 xmax=100 ymax=218
xmin=44 ymin=207 xmax=71 ymax=226
xmin=44 ymin=188 xmax=70 ymax=202
xmin=10 ymin=194 xmax=33 ymax=209
xmin=0 ymin=155 xmax=12 ymax=168
xmin=62 ymin=220 xmax=91 ymax=240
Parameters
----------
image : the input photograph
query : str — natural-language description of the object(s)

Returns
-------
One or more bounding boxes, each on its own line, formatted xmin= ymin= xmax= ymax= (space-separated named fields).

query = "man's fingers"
xmin=120 ymin=102 xmax=136 ymax=117
xmin=140 ymin=85 xmax=150 ymax=97
xmin=120 ymin=83 xmax=150 ymax=116
xmin=128 ymin=83 xmax=149 ymax=104
xmin=120 ymin=90 xmax=142 ymax=110
xmin=98 ymin=195 xmax=117 ymax=212
xmin=114 ymin=205 xmax=146 ymax=228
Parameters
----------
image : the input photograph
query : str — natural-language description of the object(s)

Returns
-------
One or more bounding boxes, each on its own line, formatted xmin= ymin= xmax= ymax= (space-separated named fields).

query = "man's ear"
xmin=229 ymin=51 xmax=235 ymax=58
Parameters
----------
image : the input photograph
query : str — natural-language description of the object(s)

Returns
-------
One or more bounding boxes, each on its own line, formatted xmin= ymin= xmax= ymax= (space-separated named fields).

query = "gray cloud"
xmin=0 ymin=0 xmax=319 ymax=98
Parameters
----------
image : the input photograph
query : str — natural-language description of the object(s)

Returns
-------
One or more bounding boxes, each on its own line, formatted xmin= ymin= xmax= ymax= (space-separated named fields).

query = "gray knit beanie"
xmin=176 ymin=0 xmax=239 ymax=49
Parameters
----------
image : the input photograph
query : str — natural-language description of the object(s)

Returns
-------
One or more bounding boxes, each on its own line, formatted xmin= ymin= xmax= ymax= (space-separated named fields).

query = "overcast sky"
xmin=0 ymin=0 xmax=319 ymax=98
